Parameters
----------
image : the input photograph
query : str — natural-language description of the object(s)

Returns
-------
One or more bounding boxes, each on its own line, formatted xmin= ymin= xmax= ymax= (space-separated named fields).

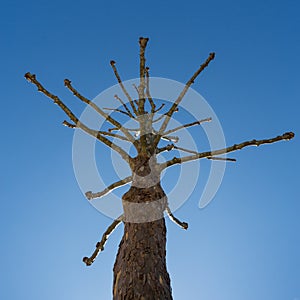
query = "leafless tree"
xmin=25 ymin=37 xmax=294 ymax=300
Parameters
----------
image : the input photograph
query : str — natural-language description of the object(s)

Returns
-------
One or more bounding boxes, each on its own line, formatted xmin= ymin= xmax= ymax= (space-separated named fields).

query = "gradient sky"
xmin=1 ymin=0 xmax=299 ymax=299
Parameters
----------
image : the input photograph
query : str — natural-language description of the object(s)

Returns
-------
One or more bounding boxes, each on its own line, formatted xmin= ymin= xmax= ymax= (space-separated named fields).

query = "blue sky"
xmin=1 ymin=0 xmax=299 ymax=299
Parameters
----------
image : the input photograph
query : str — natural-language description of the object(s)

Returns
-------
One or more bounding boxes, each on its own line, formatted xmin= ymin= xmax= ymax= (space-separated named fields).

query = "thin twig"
xmin=132 ymin=84 xmax=139 ymax=96
xmin=103 ymin=107 xmax=131 ymax=117
xmin=114 ymin=94 xmax=135 ymax=118
xmin=160 ymin=132 xmax=295 ymax=170
xmin=110 ymin=61 xmax=138 ymax=115
xmin=83 ymin=215 xmax=123 ymax=266
xmin=154 ymin=103 xmax=165 ymax=114
xmin=153 ymin=114 xmax=166 ymax=123
xmin=163 ymin=117 xmax=212 ymax=136
xmin=145 ymin=67 xmax=156 ymax=113
xmin=108 ymin=127 xmax=139 ymax=133
xmin=207 ymin=156 xmax=236 ymax=162
xmin=161 ymin=135 xmax=179 ymax=143
xmin=173 ymin=145 xmax=198 ymax=154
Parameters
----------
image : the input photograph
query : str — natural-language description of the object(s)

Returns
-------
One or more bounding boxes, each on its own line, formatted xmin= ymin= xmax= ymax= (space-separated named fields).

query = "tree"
xmin=25 ymin=37 xmax=294 ymax=300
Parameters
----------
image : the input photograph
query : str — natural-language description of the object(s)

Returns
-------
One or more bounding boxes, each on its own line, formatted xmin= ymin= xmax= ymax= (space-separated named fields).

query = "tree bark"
xmin=113 ymin=184 xmax=173 ymax=300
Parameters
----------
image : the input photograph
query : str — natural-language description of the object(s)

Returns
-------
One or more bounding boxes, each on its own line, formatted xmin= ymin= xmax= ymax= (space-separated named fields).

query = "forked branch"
xmin=64 ymin=79 xmax=136 ymax=145
xmin=114 ymin=94 xmax=135 ymax=118
xmin=25 ymin=73 xmax=131 ymax=162
xmin=160 ymin=132 xmax=295 ymax=170
xmin=83 ymin=215 xmax=123 ymax=266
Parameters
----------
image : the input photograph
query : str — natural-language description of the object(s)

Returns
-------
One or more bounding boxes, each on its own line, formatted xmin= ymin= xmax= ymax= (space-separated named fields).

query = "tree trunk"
xmin=113 ymin=184 xmax=173 ymax=300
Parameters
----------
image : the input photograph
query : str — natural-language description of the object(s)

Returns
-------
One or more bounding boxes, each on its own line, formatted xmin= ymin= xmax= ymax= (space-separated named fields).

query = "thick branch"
xmin=110 ymin=61 xmax=138 ymax=115
xmin=83 ymin=215 xmax=123 ymax=266
xmin=156 ymin=143 xmax=236 ymax=162
xmin=138 ymin=37 xmax=149 ymax=115
xmin=155 ymin=53 xmax=215 ymax=146
xmin=160 ymin=132 xmax=295 ymax=170
xmin=163 ymin=117 xmax=212 ymax=136
xmin=64 ymin=79 xmax=136 ymax=145
xmin=25 ymin=73 xmax=131 ymax=162
xmin=165 ymin=206 xmax=188 ymax=230
xmin=85 ymin=176 xmax=132 ymax=200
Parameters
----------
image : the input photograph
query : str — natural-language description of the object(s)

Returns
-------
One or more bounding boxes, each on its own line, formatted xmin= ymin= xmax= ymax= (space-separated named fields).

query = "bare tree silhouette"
xmin=25 ymin=37 xmax=294 ymax=300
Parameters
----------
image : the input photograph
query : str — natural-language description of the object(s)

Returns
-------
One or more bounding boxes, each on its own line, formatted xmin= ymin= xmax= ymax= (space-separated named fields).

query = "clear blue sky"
xmin=1 ymin=0 xmax=299 ymax=299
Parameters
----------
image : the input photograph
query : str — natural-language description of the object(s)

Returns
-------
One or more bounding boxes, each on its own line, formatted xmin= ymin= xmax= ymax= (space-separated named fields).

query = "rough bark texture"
xmin=113 ymin=184 xmax=172 ymax=300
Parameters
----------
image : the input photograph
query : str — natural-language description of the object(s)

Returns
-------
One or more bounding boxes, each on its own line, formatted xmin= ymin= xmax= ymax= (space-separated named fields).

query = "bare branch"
xmin=114 ymin=94 xmax=135 ymax=118
xmin=62 ymin=120 xmax=76 ymax=128
xmin=160 ymin=132 xmax=295 ymax=170
xmin=154 ymin=103 xmax=165 ymax=114
xmin=163 ymin=117 xmax=212 ymax=136
xmin=110 ymin=61 xmax=138 ymax=115
xmin=64 ymin=79 xmax=136 ymax=145
xmin=108 ymin=126 xmax=139 ymax=133
xmin=207 ymin=156 xmax=236 ymax=162
xmin=153 ymin=114 xmax=166 ymax=123
xmin=155 ymin=52 xmax=215 ymax=146
xmin=83 ymin=215 xmax=123 ymax=266
xmin=85 ymin=176 xmax=132 ymax=200
xmin=173 ymin=145 xmax=198 ymax=154
xmin=152 ymin=106 xmax=178 ymax=124
xmin=138 ymin=37 xmax=149 ymax=115
xmin=156 ymin=144 xmax=198 ymax=155
xmin=103 ymin=107 xmax=132 ymax=118
xmin=156 ymin=143 xmax=236 ymax=162
xmin=145 ymin=67 xmax=156 ymax=113
xmin=132 ymin=84 xmax=139 ymax=97
xmin=165 ymin=206 xmax=188 ymax=230
xmin=156 ymin=144 xmax=174 ymax=154
xmin=161 ymin=135 xmax=179 ymax=143
xmin=25 ymin=73 xmax=131 ymax=162
xmin=63 ymin=120 xmax=130 ymax=141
